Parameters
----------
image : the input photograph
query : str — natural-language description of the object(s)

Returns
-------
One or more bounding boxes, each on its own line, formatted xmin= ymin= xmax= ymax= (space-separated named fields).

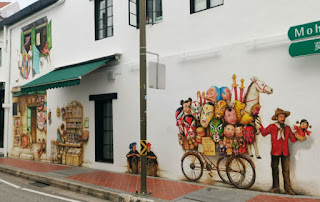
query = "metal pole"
xmin=139 ymin=0 xmax=147 ymax=194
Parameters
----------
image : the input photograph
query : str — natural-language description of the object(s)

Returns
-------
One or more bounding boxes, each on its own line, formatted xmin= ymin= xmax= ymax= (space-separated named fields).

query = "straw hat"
xmin=271 ymin=108 xmax=291 ymax=120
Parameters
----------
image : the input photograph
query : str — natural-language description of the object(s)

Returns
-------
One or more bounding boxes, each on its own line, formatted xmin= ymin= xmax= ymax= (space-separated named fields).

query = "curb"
xmin=0 ymin=165 xmax=155 ymax=202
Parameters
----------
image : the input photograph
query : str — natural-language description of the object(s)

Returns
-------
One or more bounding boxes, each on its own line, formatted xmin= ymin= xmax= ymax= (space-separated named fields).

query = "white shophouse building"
xmin=0 ymin=0 xmax=319 ymax=196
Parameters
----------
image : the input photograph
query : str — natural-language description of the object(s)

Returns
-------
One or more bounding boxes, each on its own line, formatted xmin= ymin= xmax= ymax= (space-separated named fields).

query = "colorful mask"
xmin=224 ymin=108 xmax=237 ymax=125
xmin=215 ymin=100 xmax=227 ymax=119
xmin=206 ymin=86 xmax=219 ymax=103
xmin=220 ymin=87 xmax=231 ymax=101
xmin=234 ymin=100 xmax=245 ymax=121
xmin=209 ymin=119 xmax=224 ymax=142
xmin=183 ymin=115 xmax=196 ymax=139
xmin=243 ymin=125 xmax=256 ymax=144
xmin=200 ymin=103 xmax=214 ymax=128
xmin=224 ymin=124 xmax=235 ymax=138
xmin=175 ymin=107 xmax=184 ymax=134
xmin=181 ymin=98 xmax=192 ymax=115
xmin=191 ymin=101 xmax=202 ymax=120
xmin=235 ymin=125 xmax=243 ymax=138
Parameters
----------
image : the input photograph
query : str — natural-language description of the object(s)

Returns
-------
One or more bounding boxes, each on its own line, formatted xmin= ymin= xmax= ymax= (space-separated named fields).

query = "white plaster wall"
xmin=1 ymin=0 xmax=320 ymax=196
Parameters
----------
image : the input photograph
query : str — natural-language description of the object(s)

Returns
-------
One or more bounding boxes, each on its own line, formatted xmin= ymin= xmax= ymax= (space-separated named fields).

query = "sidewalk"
xmin=0 ymin=157 xmax=319 ymax=202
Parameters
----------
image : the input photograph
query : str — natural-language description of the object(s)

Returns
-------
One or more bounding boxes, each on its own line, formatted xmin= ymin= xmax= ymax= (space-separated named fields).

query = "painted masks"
xmin=191 ymin=101 xmax=202 ymax=120
xmin=200 ymin=103 xmax=214 ymax=128
xmin=234 ymin=100 xmax=246 ymax=121
xmin=235 ymin=125 xmax=243 ymax=138
xmin=206 ymin=86 xmax=219 ymax=103
xmin=243 ymin=125 xmax=256 ymax=144
xmin=224 ymin=108 xmax=237 ymax=125
xmin=183 ymin=115 xmax=196 ymax=139
xmin=215 ymin=100 xmax=227 ymax=119
xmin=224 ymin=124 xmax=235 ymax=138
xmin=175 ymin=107 xmax=184 ymax=134
xmin=180 ymin=98 xmax=192 ymax=115
xmin=209 ymin=119 xmax=224 ymax=142
xmin=220 ymin=87 xmax=231 ymax=101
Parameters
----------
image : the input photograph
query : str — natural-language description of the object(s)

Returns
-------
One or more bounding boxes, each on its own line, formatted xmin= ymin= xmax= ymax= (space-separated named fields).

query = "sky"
xmin=0 ymin=0 xmax=37 ymax=9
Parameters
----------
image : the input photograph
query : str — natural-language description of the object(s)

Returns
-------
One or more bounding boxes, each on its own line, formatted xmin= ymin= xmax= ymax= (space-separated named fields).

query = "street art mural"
xmin=176 ymin=75 xmax=312 ymax=194
xmin=18 ymin=16 xmax=52 ymax=79
xmin=12 ymin=91 xmax=47 ymax=160
xmin=53 ymin=101 xmax=84 ymax=166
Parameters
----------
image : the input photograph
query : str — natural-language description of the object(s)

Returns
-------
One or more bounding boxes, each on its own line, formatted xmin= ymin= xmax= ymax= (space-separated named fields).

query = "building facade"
xmin=0 ymin=0 xmax=319 ymax=196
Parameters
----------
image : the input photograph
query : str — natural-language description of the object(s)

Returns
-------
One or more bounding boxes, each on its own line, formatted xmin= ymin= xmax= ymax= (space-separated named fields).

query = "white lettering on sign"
xmin=316 ymin=24 xmax=320 ymax=33
xmin=307 ymin=28 xmax=313 ymax=35
xmin=314 ymin=41 xmax=320 ymax=51
xmin=295 ymin=27 xmax=304 ymax=37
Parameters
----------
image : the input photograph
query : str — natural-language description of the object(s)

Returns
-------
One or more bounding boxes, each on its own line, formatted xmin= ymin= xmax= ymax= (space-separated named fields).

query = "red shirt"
xmin=260 ymin=123 xmax=297 ymax=156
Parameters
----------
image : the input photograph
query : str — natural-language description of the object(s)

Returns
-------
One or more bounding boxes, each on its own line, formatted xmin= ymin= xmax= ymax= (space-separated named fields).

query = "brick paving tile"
xmin=0 ymin=158 xmax=71 ymax=173
xmin=67 ymin=171 xmax=205 ymax=200
xmin=249 ymin=195 xmax=320 ymax=202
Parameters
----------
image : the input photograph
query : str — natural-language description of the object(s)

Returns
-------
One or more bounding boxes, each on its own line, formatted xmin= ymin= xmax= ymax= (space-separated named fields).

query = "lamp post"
xmin=139 ymin=0 xmax=147 ymax=194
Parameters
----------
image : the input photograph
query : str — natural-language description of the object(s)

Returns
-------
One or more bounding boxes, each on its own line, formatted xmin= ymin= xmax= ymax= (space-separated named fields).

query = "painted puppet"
xmin=175 ymin=107 xmax=184 ymax=135
xmin=183 ymin=115 xmax=197 ymax=149
xmin=294 ymin=119 xmax=312 ymax=142
xmin=218 ymin=140 xmax=226 ymax=156
xmin=232 ymin=139 xmax=239 ymax=155
xmin=220 ymin=87 xmax=232 ymax=102
xmin=181 ymin=98 xmax=192 ymax=115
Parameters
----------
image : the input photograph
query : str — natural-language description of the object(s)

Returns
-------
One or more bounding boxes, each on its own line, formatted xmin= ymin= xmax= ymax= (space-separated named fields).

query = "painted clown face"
xmin=243 ymin=125 xmax=256 ymax=144
xmin=224 ymin=108 xmax=237 ymax=125
xmin=175 ymin=107 xmax=184 ymax=134
xmin=200 ymin=103 xmax=214 ymax=128
xmin=209 ymin=119 xmax=224 ymax=142
xmin=183 ymin=115 xmax=196 ymax=139
xmin=224 ymin=124 xmax=235 ymax=138
xmin=206 ymin=86 xmax=219 ymax=103
xmin=215 ymin=100 xmax=227 ymax=120
xmin=235 ymin=126 xmax=243 ymax=138
xmin=191 ymin=101 xmax=202 ymax=120
xmin=221 ymin=87 xmax=231 ymax=101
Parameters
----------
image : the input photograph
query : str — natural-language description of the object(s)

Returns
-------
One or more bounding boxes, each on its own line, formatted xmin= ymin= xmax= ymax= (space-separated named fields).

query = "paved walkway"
xmin=0 ymin=157 xmax=319 ymax=201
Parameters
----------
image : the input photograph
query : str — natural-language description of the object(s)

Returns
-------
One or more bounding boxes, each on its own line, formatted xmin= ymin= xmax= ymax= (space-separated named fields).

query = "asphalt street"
xmin=0 ymin=172 xmax=109 ymax=202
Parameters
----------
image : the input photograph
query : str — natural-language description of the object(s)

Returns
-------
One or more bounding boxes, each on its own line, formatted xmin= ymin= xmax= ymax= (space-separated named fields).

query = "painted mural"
xmin=175 ymin=75 xmax=311 ymax=195
xmin=12 ymin=91 xmax=47 ymax=160
xmin=53 ymin=101 xmax=86 ymax=166
xmin=18 ymin=16 xmax=52 ymax=79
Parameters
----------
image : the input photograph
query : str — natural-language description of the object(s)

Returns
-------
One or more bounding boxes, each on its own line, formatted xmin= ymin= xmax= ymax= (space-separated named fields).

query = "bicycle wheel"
xmin=216 ymin=156 xmax=231 ymax=184
xmin=226 ymin=155 xmax=256 ymax=189
xmin=181 ymin=152 xmax=204 ymax=181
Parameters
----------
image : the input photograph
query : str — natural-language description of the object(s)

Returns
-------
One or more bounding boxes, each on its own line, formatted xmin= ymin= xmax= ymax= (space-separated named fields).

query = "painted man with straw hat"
xmin=257 ymin=108 xmax=297 ymax=195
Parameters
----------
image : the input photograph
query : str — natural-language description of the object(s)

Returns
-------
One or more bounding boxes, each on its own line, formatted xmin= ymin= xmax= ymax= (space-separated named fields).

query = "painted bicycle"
xmin=181 ymin=151 xmax=256 ymax=189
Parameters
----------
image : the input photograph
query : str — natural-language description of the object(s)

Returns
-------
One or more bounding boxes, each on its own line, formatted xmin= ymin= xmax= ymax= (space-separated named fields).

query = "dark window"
xmin=129 ymin=0 xmax=163 ymax=28
xmin=95 ymin=0 xmax=113 ymax=40
xmin=93 ymin=94 xmax=116 ymax=163
xmin=190 ymin=0 xmax=223 ymax=14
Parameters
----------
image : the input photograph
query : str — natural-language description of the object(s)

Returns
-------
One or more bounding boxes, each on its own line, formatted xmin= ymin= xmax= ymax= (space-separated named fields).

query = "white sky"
xmin=0 ymin=0 xmax=37 ymax=9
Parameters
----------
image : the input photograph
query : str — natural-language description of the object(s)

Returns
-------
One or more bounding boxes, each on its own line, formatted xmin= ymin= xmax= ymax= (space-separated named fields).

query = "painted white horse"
xmin=243 ymin=76 xmax=273 ymax=158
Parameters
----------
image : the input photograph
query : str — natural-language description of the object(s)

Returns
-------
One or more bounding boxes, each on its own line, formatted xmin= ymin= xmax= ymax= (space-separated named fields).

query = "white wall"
xmin=1 ymin=0 xmax=320 ymax=196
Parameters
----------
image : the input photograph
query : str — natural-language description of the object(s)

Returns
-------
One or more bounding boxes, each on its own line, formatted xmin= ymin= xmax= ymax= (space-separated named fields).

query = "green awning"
xmin=21 ymin=57 xmax=113 ymax=93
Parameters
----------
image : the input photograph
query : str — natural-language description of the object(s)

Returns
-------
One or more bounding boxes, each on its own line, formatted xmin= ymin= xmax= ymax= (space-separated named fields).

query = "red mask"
xmin=243 ymin=125 xmax=256 ymax=144
xmin=175 ymin=107 xmax=184 ymax=134
xmin=183 ymin=115 xmax=196 ymax=139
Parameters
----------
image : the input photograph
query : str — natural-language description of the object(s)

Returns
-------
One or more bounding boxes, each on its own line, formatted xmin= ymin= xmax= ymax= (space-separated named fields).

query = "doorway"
xmin=27 ymin=107 xmax=37 ymax=143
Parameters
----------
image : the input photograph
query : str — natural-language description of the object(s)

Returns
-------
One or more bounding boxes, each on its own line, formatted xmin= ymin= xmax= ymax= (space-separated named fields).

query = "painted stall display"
xmin=18 ymin=16 xmax=52 ymax=80
xmin=54 ymin=101 xmax=84 ymax=166
xmin=11 ymin=91 xmax=47 ymax=160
